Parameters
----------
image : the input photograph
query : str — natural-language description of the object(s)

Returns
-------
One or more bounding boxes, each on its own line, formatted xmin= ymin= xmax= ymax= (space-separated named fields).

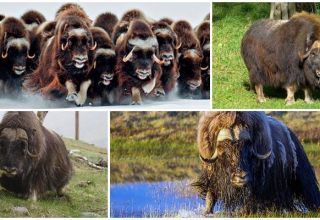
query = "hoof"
xmin=131 ymin=101 xmax=142 ymax=105
xmin=156 ymin=88 xmax=166 ymax=97
xmin=285 ymin=98 xmax=295 ymax=106
xmin=66 ymin=93 xmax=77 ymax=102
xmin=256 ymin=97 xmax=267 ymax=103
xmin=305 ymin=98 xmax=314 ymax=104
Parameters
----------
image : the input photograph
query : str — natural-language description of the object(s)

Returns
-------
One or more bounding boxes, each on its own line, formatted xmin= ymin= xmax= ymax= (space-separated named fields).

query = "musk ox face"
xmin=57 ymin=18 xmax=96 ymax=75
xmin=2 ymin=37 xmax=34 ymax=76
xmin=301 ymin=41 xmax=320 ymax=86
xmin=122 ymin=37 xmax=163 ymax=80
xmin=152 ymin=25 xmax=179 ymax=67
xmin=179 ymin=49 xmax=203 ymax=90
xmin=94 ymin=48 xmax=116 ymax=86
xmin=0 ymin=128 xmax=33 ymax=178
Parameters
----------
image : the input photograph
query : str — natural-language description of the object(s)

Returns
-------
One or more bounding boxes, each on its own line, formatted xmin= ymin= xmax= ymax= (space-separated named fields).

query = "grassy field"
xmin=0 ymin=138 xmax=108 ymax=217
xmin=212 ymin=3 xmax=320 ymax=109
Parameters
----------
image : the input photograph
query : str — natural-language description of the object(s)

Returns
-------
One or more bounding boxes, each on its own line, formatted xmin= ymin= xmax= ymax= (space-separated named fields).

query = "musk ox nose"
xmin=13 ymin=65 xmax=26 ymax=75
xmin=100 ymin=73 xmax=114 ymax=86
xmin=73 ymin=54 xmax=88 ymax=69
xmin=136 ymin=69 xmax=151 ymax=80
xmin=187 ymin=79 xmax=201 ymax=90
xmin=316 ymin=69 xmax=320 ymax=78
xmin=231 ymin=171 xmax=249 ymax=188
xmin=2 ymin=166 xmax=17 ymax=176
xmin=161 ymin=52 xmax=174 ymax=66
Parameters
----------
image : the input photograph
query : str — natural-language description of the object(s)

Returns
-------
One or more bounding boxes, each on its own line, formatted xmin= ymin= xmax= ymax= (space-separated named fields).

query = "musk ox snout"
xmin=136 ymin=68 xmax=151 ymax=80
xmin=161 ymin=52 xmax=174 ymax=66
xmin=187 ymin=79 xmax=201 ymax=90
xmin=100 ymin=73 xmax=114 ymax=85
xmin=231 ymin=170 xmax=249 ymax=188
xmin=12 ymin=65 xmax=26 ymax=75
xmin=1 ymin=166 xmax=17 ymax=177
xmin=73 ymin=54 xmax=88 ymax=69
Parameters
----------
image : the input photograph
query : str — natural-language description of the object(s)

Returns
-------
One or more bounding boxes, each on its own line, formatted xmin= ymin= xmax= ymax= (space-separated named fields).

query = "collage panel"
xmin=213 ymin=2 xmax=320 ymax=109
xmin=0 ymin=111 xmax=108 ymax=217
xmin=109 ymin=111 xmax=320 ymax=217
xmin=0 ymin=2 xmax=211 ymax=109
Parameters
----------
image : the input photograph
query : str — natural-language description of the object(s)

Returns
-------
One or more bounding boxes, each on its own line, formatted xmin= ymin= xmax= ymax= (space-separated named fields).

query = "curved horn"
xmin=26 ymin=148 xmax=38 ymax=158
xmin=175 ymin=42 xmax=182 ymax=50
xmin=253 ymin=149 xmax=272 ymax=160
xmin=153 ymin=54 xmax=165 ymax=65
xmin=1 ymin=51 xmax=7 ymax=59
xmin=61 ymin=42 xmax=68 ymax=51
xmin=122 ymin=47 xmax=135 ymax=63
xmin=27 ymin=53 xmax=35 ymax=59
xmin=201 ymin=66 xmax=209 ymax=71
xmin=217 ymin=128 xmax=233 ymax=142
xmin=93 ymin=61 xmax=96 ymax=69
xmin=199 ymin=147 xmax=219 ymax=164
xmin=90 ymin=41 xmax=97 ymax=51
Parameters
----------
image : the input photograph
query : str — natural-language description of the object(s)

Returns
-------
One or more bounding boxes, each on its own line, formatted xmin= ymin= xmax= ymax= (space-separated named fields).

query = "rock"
xmin=12 ymin=207 xmax=29 ymax=215
xmin=80 ymin=212 xmax=101 ymax=218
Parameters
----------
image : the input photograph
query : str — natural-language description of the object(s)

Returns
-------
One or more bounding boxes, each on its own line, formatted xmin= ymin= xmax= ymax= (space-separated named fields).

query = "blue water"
xmin=110 ymin=180 xmax=205 ymax=217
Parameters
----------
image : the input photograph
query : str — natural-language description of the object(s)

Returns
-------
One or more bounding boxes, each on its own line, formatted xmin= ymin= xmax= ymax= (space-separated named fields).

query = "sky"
xmin=0 ymin=2 xmax=209 ymax=27
xmin=0 ymin=111 xmax=108 ymax=148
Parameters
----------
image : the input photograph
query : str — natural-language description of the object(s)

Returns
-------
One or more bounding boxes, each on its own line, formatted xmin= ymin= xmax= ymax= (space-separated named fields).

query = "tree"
xmin=270 ymin=3 xmax=317 ymax=19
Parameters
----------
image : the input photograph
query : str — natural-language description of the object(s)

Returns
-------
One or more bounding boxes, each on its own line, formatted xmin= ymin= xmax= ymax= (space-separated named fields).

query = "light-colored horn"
xmin=26 ymin=148 xmax=38 ymax=158
xmin=122 ymin=47 xmax=135 ymax=63
xmin=217 ymin=128 xmax=233 ymax=142
xmin=93 ymin=61 xmax=96 ymax=69
xmin=61 ymin=42 xmax=68 ymax=51
xmin=153 ymin=54 xmax=165 ymax=65
xmin=27 ymin=53 xmax=35 ymax=59
xmin=199 ymin=147 xmax=219 ymax=164
xmin=1 ymin=51 xmax=7 ymax=59
xmin=175 ymin=42 xmax=182 ymax=50
xmin=253 ymin=149 xmax=272 ymax=160
xmin=90 ymin=41 xmax=97 ymax=51
xmin=201 ymin=66 xmax=208 ymax=71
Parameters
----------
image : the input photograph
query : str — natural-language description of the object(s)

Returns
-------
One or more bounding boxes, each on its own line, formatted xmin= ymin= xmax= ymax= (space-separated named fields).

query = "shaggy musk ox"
xmin=0 ymin=112 xmax=72 ymax=201
xmin=94 ymin=12 xmax=119 ymax=38
xmin=196 ymin=20 xmax=210 ymax=99
xmin=241 ymin=12 xmax=320 ymax=105
xmin=0 ymin=17 xmax=35 ymax=95
xmin=115 ymin=19 xmax=163 ymax=104
xmin=21 ymin=10 xmax=47 ymax=71
xmin=88 ymin=27 xmax=117 ymax=105
xmin=24 ymin=6 xmax=97 ymax=106
xmin=151 ymin=21 xmax=180 ymax=95
xmin=193 ymin=112 xmax=320 ymax=214
xmin=173 ymin=20 xmax=206 ymax=98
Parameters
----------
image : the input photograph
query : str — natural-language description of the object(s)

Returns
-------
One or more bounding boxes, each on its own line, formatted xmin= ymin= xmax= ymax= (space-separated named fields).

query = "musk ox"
xmin=196 ymin=20 xmax=210 ymax=99
xmin=88 ymin=27 xmax=117 ymax=105
xmin=0 ymin=111 xmax=73 ymax=201
xmin=0 ymin=17 xmax=35 ymax=95
xmin=115 ymin=19 xmax=163 ymax=104
xmin=173 ymin=20 xmax=205 ymax=98
xmin=21 ymin=10 xmax=47 ymax=71
xmin=94 ymin=12 xmax=119 ymax=38
xmin=158 ymin=18 xmax=174 ymax=26
xmin=241 ymin=12 xmax=320 ymax=105
xmin=193 ymin=111 xmax=320 ymax=214
xmin=151 ymin=21 xmax=180 ymax=95
xmin=24 ymin=6 xmax=97 ymax=106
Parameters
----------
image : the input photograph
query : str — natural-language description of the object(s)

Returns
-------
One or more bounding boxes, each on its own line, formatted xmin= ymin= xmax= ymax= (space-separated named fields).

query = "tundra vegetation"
xmin=0 ymin=138 xmax=107 ymax=217
xmin=212 ymin=3 xmax=320 ymax=109
xmin=110 ymin=111 xmax=320 ymax=217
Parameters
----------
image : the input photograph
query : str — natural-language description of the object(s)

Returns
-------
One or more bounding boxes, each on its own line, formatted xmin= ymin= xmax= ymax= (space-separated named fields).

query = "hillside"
xmin=0 ymin=138 xmax=108 ymax=217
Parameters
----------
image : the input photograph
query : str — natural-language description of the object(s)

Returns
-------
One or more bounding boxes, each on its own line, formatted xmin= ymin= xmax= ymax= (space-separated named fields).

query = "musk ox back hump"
xmin=121 ymin=9 xmax=146 ymax=23
xmin=21 ymin=10 xmax=46 ymax=26
xmin=94 ymin=12 xmax=119 ymax=37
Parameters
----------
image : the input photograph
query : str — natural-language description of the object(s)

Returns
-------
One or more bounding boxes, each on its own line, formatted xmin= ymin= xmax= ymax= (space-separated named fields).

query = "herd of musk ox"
xmin=242 ymin=12 xmax=320 ymax=105
xmin=194 ymin=112 xmax=320 ymax=214
xmin=0 ymin=3 xmax=210 ymax=106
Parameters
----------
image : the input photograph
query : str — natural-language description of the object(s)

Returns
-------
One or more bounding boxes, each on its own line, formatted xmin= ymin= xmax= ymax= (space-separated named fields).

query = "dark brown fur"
xmin=0 ymin=111 xmax=73 ymax=200
xmin=94 ymin=12 xmax=118 ymax=38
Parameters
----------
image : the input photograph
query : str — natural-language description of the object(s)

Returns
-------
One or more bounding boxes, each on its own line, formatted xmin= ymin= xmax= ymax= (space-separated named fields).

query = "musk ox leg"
xmin=131 ymin=87 xmax=142 ymax=105
xmin=204 ymin=191 xmax=215 ymax=215
xmin=75 ymin=79 xmax=92 ymax=106
xmin=285 ymin=85 xmax=296 ymax=105
xmin=29 ymin=190 xmax=37 ymax=202
xmin=65 ymin=80 xmax=78 ymax=102
xmin=254 ymin=84 xmax=267 ymax=103
xmin=142 ymin=77 xmax=156 ymax=94
xmin=304 ymin=88 xmax=314 ymax=104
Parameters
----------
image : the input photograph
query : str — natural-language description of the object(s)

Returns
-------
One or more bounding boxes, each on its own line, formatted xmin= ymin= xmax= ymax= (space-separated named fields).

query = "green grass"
xmin=212 ymin=3 xmax=320 ymax=109
xmin=0 ymin=138 xmax=107 ymax=217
